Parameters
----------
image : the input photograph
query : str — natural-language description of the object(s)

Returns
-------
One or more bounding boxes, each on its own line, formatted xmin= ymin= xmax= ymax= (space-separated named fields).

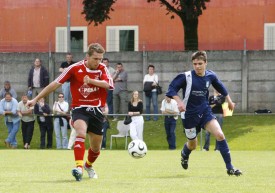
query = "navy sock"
xmin=182 ymin=143 xmax=192 ymax=158
xmin=217 ymin=139 xmax=233 ymax=170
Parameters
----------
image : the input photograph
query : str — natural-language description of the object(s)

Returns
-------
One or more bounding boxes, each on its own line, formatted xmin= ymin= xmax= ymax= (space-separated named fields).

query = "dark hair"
xmin=4 ymin=92 xmax=12 ymax=97
xmin=116 ymin=62 xmax=123 ymax=66
xmin=191 ymin=51 xmax=207 ymax=62
xmin=148 ymin=64 xmax=155 ymax=70
xmin=102 ymin=58 xmax=109 ymax=62
xmin=58 ymin=92 xmax=64 ymax=97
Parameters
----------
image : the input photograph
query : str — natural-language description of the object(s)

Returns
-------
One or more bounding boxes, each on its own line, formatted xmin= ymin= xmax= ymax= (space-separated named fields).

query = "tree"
xmin=148 ymin=0 xmax=210 ymax=50
xmin=82 ymin=0 xmax=210 ymax=50
xmin=82 ymin=0 xmax=117 ymax=26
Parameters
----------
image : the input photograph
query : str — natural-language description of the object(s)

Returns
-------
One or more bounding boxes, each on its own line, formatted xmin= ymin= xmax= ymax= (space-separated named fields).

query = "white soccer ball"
xmin=128 ymin=139 xmax=147 ymax=159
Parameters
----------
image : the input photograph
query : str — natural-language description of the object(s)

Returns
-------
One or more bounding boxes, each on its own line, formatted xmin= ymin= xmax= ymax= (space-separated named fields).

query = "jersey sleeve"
xmin=166 ymin=73 xmax=186 ymax=98
xmin=210 ymin=71 xmax=228 ymax=97
xmin=100 ymin=64 xmax=114 ymax=90
xmin=55 ymin=65 xmax=74 ymax=84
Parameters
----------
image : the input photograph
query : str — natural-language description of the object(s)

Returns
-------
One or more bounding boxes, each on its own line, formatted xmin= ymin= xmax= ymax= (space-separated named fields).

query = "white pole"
xmin=67 ymin=0 xmax=71 ymax=53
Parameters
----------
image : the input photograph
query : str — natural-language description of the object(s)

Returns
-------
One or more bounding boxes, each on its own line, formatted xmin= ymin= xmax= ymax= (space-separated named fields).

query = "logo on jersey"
xmin=78 ymin=69 xmax=83 ymax=73
xmin=206 ymin=81 xmax=210 ymax=88
xmin=79 ymin=84 xmax=99 ymax=98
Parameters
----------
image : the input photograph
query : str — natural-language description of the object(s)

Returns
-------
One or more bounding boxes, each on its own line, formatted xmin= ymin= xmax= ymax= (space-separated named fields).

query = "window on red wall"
xmin=264 ymin=23 xmax=275 ymax=50
xmin=106 ymin=26 xmax=139 ymax=52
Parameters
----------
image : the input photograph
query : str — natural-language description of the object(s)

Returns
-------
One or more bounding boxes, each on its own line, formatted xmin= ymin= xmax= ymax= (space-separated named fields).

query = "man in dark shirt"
xmin=203 ymin=89 xmax=225 ymax=151
xmin=28 ymin=58 xmax=49 ymax=99
xmin=59 ymin=53 xmax=75 ymax=104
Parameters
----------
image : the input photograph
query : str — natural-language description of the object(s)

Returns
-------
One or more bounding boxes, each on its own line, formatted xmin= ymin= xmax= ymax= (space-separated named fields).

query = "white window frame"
xmin=106 ymin=26 xmax=139 ymax=52
xmin=264 ymin=23 xmax=275 ymax=50
xmin=55 ymin=26 xmax=88 ymax=52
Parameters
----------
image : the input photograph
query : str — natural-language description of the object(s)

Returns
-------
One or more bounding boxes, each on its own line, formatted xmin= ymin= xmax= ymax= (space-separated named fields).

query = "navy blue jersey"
xmin=166 ymin=70 xmax=228 ymax=116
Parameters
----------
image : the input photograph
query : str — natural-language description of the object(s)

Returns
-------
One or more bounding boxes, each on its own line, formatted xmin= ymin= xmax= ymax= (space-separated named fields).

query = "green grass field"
xmin=1 ymin=115 xmax=274 ymax=150
xmin=0 ymin=115 xmax=275 ymax=192
xmin=0 ymin=150 xmax=275 ymax=193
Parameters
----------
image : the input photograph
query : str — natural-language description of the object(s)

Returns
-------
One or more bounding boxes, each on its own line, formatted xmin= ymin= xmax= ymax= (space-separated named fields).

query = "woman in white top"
xmin=128 ymin=91 xmax=144 ymax=140
xmin=143 ymin=64 xmax=159 ymax=121
xmin=53 ymin=93 xmax=69 ymax=149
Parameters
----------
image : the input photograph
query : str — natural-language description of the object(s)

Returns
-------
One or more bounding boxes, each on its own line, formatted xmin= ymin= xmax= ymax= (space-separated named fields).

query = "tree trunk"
xmin=181 ymin=17 xmax=198 ymax=51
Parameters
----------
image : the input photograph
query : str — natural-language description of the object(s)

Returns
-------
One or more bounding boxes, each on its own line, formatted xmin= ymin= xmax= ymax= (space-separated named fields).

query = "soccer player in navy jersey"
xmin=166 ymin=51 xmax=242 ymax=176
xmin=27 ymin=43 xmax=114 ymax=181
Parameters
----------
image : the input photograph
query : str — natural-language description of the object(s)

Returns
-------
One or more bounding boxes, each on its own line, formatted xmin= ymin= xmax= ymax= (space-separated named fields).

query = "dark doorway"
xmin=71 ymin=31 xmax=83 ymax=52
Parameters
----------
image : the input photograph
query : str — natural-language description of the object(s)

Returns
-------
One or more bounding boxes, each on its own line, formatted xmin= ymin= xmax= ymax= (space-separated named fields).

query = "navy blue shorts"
xmin=182 ymin=110 xmax=215 ymax=140
xmin=71 ymin=107 xmax=104 ymax=135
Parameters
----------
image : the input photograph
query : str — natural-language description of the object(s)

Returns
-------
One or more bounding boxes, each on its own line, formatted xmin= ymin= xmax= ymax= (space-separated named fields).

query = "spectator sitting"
xmin=0 ymin=80 xmax=17 ymax=100
xmin=128 ymin=91 xmax=144 ymax=140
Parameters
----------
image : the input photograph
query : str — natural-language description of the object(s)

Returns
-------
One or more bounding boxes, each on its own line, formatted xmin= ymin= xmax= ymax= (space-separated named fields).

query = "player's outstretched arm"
xmin=27 ymin=82 xmax=61 ymax=107
xmin=172 ymin=95 xmax=186 ymax=112
xmin=225 ymin=95 xmax=235 ymax=111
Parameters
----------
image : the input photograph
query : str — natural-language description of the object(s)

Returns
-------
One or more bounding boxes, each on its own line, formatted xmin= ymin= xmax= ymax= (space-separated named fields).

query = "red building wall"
xmin=0 ymin=0 xmax=274 ymax=52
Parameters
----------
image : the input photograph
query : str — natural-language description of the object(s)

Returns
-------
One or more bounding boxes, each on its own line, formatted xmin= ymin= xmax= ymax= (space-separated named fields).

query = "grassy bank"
xmin=0 ymin=115 xmax=274 ymax=150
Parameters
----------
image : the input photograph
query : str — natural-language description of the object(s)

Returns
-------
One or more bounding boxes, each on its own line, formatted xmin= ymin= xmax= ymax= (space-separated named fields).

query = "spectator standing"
xmin=166 ymin=51 xmax=242 ymax=176
xmin=0 ymin=92 xmax=20 ymax=148
xmin=101 ymin=103 xmax=109 ymax=150
xmin=143 ymin=65 xmax=159 ymax=121
xmin=27 ymin=43 xmax=114 ymax=181
xmin=53 ymin=93 xmax=69 ymax=149
xmin=102 ymin=58 xmax=115 ymax=117
xmin=59 ymin=53 xmax=75 ymax=104
xmin=17 ymin=94 xmax=35 ymax=149
xmin=0 ymin=80 xmax=17 ymax=100
xmin=128 ymin=91 xmax=144 ymax=140
xmin=34 ymin=97 xmax=53 ymax=149
xmin=160 ymin=96 xmax=179 ymax=150
xmin=203 ymin=89 xmax=225 ymax=151
xmin=28 ymin=58 xmax=49 ymax=99
xmin=113 ymin=62 xmax=128 ymax=121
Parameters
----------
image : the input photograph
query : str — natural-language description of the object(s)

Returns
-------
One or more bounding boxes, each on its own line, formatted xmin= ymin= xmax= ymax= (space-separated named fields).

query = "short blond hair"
xmin=87 ymin=43 xmax=105 ymax=56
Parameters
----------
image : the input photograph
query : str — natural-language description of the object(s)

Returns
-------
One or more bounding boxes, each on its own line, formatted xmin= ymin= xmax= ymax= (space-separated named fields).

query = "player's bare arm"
xmin=27 ymin=82 xmax=61 ymax=107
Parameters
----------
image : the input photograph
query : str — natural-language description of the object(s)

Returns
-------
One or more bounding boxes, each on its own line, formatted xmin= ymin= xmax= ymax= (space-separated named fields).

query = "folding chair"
xmin=110 ymin=120 xmax=130 ymax=150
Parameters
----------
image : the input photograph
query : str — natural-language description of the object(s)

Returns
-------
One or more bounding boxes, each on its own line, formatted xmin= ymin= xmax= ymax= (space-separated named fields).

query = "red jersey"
xmin=55 ymin=60 xmax=114 ymax=108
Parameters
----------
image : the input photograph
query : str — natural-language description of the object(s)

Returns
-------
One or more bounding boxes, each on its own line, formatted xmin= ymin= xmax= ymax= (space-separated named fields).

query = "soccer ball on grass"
xmin=128 ymin=139 xmax=147 ymax=159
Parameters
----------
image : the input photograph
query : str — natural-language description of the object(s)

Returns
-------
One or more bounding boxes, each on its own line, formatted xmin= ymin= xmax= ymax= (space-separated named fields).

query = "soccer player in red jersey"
xmin=27 ymin=43 xmax=114 ymax=181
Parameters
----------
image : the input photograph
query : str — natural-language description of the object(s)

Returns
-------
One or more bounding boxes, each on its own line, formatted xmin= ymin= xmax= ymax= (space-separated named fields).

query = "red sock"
xmin=74 ymin=136 xmax=86 ymax=168
xmin=85 ymin=148 xmax=100 ymax=168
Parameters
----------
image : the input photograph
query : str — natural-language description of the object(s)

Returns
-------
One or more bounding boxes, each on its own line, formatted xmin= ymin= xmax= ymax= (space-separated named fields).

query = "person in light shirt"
xmin=53 ymin=93 xmax=69 ymax=149
xmin=160 ymin=96 xmax=179 ymax=150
